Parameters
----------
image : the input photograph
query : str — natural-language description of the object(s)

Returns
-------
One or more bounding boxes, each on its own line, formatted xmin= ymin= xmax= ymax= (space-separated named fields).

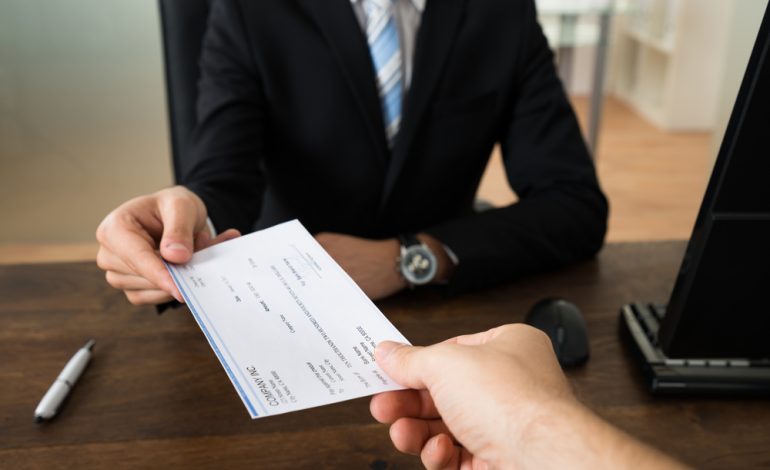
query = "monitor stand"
xmin=620 ymin=303 xmax=770 ymax=395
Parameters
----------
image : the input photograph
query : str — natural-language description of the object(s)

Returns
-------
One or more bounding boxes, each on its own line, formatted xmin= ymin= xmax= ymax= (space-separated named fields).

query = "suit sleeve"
xmin=424 ymin=1 xmax=608 ymax=295
xmin=181 ymin=0 xmax=266 ymax=234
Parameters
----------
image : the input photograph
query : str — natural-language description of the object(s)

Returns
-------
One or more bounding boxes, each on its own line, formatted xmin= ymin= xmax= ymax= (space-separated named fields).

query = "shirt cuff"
xmin=205 ymin=217 xmax=217 ymax=238
xmin=441 ymin=243 xmax=460 ymax=266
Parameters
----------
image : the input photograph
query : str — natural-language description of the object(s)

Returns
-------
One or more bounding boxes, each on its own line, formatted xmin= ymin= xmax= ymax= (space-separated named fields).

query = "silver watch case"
xmin=399 ymin=243 xmax=438 ymax=286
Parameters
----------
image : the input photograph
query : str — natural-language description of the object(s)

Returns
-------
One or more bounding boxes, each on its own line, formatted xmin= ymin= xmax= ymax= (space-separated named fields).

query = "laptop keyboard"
xmin=629 ymin=303 xmax=665 ymax=346
xmin=626 ymin=303 xmax=764 ymax=368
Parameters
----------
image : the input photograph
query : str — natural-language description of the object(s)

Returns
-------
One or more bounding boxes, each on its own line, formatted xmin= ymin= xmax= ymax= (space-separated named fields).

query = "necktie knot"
xmin=365 ymin=0 xmax=391 ymax=16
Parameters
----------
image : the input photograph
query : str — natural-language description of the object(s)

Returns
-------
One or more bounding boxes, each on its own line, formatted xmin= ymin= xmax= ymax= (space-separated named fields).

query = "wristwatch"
xmin=397 ymin=234 xmax=438 ymax=287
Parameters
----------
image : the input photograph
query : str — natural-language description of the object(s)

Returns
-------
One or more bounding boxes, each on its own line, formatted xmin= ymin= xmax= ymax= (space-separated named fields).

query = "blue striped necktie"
xmin=364 ymin=0 xmax=403 ymax=148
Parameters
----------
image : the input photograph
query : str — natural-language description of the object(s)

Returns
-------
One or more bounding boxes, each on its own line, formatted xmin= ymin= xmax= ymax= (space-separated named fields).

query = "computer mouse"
xmin=525 ymin=298 xmax=590 ymax=368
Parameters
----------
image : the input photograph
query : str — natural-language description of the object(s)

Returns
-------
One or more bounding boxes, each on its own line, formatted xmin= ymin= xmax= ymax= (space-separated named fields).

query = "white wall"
xmin=0 ymin=0 xmax=172 ymax=243
xmin=538 ymin=11 xmax=602 ymax=96
xmin=711 ymin=0 xmax=769 ymax=160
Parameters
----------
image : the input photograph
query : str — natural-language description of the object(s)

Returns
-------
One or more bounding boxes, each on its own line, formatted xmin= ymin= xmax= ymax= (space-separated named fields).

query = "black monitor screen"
xmin=659 ymin=4 xmax=770 ymax=358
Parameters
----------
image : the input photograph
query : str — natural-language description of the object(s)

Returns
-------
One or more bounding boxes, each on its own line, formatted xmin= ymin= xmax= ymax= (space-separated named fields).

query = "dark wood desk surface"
xmin=1 ymin=241 xmax=768 ymax=469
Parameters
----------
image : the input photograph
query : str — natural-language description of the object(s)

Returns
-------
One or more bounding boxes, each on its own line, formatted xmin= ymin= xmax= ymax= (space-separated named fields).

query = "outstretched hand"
xmin=370 ymin=324 xmax=686 ymax=470
xmin=370 ymin=324 xmax=571 ymax=469
xmin=96 ymin=186 xmax=240 ymax=305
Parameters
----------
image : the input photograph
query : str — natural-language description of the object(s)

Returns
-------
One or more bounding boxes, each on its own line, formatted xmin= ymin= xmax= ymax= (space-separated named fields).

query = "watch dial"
xmin=401 ymin=246 xmax=437 ymax=285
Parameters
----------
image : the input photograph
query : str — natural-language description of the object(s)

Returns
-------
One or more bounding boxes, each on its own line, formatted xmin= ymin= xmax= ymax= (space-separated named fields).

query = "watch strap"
xmin=398 ymin=233 xmax=422 ymax=248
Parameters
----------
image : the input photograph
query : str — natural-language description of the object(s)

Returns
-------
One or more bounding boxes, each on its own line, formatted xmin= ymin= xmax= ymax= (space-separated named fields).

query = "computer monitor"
xmin=621 ymin=2 xmax=770 ymax=394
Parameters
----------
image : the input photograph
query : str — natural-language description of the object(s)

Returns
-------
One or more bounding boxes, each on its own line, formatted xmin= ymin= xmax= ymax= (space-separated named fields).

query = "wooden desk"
xmin=1 ymin=242 xmax=768 ymax=469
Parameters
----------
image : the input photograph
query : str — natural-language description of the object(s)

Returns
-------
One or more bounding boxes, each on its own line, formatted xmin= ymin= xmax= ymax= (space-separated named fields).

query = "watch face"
xmin=400 ymin=245 xmax=437 ymax=285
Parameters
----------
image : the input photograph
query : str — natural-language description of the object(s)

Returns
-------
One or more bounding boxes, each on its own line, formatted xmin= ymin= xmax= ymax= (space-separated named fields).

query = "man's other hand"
xmin=315 ymin=233 xmax=407 ymax=300
xmin=316 ymin=232 xmax=455 ymax=300
xmin=96 ymin=186 xmax=240 ymax=305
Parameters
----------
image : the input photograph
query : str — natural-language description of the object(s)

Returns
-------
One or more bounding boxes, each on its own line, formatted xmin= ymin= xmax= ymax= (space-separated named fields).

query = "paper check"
xmin=166 ymin=220 xmax=410 ymax=418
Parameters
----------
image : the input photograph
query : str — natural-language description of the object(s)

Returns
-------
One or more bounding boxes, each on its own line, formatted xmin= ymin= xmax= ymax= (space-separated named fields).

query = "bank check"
xmin=166 ymin=220 xmax=410 ymax=418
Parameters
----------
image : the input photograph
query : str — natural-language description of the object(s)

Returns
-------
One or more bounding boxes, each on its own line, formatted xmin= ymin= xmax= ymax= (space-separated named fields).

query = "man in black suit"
xmin=96 ymin=0 xmax=607 ymax=305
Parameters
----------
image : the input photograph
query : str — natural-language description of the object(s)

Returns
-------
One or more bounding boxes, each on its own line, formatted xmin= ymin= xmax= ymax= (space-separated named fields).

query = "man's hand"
xmin=315 ymin=233 xmax=406 ymax=300
xmin=370 ymin=324 xmax=686 ymax=470
xmin=96 ymin=186 xmax=240 ymax=305
xmin=371 ymin=324 xmax=570 ymax=468
xmin=316 ymin=232 xmax=455 ymax=300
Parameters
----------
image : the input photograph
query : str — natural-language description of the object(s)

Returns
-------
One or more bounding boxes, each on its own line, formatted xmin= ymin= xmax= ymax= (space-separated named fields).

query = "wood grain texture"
xmin=1 ymin=242 xmax=769 ymax=469
xmin=0 ymin=243 xmax=99 ymax=265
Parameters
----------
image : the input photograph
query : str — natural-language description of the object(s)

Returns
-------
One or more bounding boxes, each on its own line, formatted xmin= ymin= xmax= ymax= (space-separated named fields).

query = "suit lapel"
xmin=296 ymin=0 xmax=389 ymax=168
xmin=381 ymin=0 xmax=467 ymax=208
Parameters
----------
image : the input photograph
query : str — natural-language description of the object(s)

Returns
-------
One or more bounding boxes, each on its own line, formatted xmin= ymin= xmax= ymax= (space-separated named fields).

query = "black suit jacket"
xmin=183 ymin=0 xmax=609 ymax=294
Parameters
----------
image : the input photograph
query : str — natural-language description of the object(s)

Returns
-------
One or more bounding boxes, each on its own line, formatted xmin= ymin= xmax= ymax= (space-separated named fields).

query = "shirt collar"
xmin=350 ymin=0 xmax=426 ymax=13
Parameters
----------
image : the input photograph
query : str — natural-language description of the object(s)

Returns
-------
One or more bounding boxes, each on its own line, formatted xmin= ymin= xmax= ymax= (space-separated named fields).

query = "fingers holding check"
xmin=96 ymin=186 xmax=241 ymax=306
xmin=103 ymin=270 xmax=158 ymax=291
xmin=389 ymin=417 xmax=456 ymax=455
xmin=96 ymin=228 xmax=179 ymax=303
xmin=97 ymin=227 xmax=241 ymax=305
xmin=370 ymin=388 xmax=440 ymax=423
xmin=370 ymin=325 xmax=579 ymax=468
xmin=99 ymin=255 xmax=174 ymax=304
xmin=420 ymin=433 xmax=474 ymax=470
xmin=371 ymin=388 xmax=454 ymax=456
xmin=374 ymin=397 xmax=474 ymax=470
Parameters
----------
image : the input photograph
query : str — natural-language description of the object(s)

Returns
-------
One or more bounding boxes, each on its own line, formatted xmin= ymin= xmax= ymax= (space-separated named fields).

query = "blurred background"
xmin=0 ymin=0 xmax=767 ymax=263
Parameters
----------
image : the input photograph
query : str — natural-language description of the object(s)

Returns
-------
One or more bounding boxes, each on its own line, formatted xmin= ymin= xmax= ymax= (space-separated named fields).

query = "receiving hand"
xmin=315 ymin=232 xmax=406 ymax=300
xmin=96 ymin=186 xmax=240 ymax=305
xmin=370 ymin=324 xmax=572 ymax=469
xmin=370 ymin=324 xmax=685 ymax=470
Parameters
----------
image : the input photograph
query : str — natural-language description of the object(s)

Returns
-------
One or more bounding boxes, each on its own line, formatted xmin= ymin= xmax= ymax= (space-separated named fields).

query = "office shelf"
xmin=610 ymin=0 xmax=731 ymax=131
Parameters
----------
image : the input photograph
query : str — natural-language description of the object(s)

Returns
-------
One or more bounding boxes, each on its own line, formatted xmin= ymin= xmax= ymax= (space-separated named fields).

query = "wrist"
xmin=416 ymin=233 xmax=455 ymax=284
xmin=498 ymin=398 xmax=590 ymax=469
xmin=386 ymin=239 xmax=410 ymax=292
xmin=505 ymin=398 xmax=685 ymax=470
